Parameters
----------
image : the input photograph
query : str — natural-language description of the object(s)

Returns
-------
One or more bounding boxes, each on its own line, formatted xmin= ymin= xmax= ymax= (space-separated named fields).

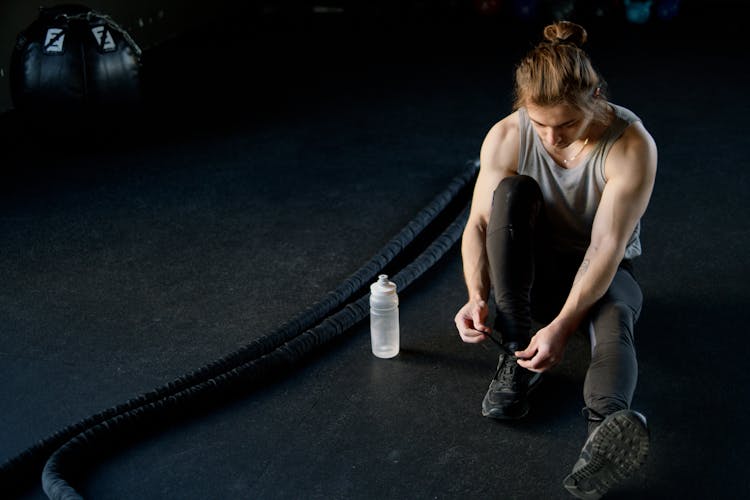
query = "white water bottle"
xmin=369 ymin=274 xmax=400 ymax=358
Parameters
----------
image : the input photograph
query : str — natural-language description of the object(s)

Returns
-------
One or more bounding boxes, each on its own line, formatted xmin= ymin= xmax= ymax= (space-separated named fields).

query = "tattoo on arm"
xmin=574 ymin=259 xmax=590 ymax=285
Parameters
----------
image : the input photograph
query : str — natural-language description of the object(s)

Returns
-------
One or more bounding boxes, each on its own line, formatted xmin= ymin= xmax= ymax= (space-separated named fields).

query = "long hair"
xmin=513 ymin=21 xmax=610 ymax=124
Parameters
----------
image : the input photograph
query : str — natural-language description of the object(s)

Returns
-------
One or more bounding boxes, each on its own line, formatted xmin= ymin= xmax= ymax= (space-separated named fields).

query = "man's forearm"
xmin=461 ymin=223 xmax=491 ymax=302
xmin=552 ymin=239 xmax=622 ymax=335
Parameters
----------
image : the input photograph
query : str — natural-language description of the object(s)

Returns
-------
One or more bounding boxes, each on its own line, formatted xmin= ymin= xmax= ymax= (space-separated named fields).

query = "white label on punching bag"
xmin=44 ymin=28 xmax=65 ymax=53
xmin=91 ymin=26 xmax=116 ymax=51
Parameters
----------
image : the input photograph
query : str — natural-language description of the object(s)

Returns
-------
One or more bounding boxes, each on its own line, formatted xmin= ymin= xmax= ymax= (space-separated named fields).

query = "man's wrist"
xmin=549 ymin=315 xmax=579 ymax=339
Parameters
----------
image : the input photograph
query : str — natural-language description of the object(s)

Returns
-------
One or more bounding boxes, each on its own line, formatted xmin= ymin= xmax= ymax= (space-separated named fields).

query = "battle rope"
xmin=0 ymin=161 xmax=476 ymax=495
xmin=41 ymin=205 xmax=471 ymax=499
xmin=1 ymin=161 xmax=478 ymax=498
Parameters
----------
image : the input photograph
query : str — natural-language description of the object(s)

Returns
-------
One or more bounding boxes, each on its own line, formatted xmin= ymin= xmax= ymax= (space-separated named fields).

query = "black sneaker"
xmin=481 ymin=342 xmax=542 ymax=420
xmin=563 ymin=409 xmax=650 ymax=499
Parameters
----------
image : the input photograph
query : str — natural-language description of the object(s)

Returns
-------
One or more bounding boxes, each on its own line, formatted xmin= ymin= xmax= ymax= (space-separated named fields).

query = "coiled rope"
xmin=1 ymin=161 xmax=478 ymax=499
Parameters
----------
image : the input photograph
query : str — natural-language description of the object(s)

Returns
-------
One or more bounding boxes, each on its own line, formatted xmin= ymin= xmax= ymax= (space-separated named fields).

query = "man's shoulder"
xmin=605 ymin=120 xmax=658 ymax=182
xmin=482 ymin=111 xmax=521 ymax=157
xmin=614 ymin=120 xmax=656 ymax=158
xmin=481 ymin=111 xmax=521 ymax=175
xmin=486 ymin=110 xmax=521 ymax=143
xmin=609 ymin=102 xmax=641 ymax=125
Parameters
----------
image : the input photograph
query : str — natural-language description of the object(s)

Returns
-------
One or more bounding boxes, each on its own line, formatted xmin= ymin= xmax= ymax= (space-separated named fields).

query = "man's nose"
xmin=546 ymin=130 xmax=560 ymax=146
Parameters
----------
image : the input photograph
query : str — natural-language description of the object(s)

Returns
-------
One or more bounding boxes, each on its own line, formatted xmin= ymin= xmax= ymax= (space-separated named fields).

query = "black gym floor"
xmin=2 ymin=6 xmax=749 ymax=499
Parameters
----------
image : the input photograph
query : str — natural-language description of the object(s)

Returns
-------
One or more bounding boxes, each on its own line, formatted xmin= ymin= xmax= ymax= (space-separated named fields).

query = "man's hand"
xmin=514 ymin=323 xmax=569 ymax=372
xmin=454 ymin=300 xmax=492 ymax=343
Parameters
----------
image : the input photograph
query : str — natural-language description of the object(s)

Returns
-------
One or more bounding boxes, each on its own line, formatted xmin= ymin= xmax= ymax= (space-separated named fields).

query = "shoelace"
xmin=495 ymin=353 xmax=518 ymax=385
xmin=484 ymin=330 xmax=516 ymax=357
xmin=485 ymin=331 xmax=519 ymax=384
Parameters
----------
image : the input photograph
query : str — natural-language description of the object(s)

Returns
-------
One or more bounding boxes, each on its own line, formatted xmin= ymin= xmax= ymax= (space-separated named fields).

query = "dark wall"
xmin=0 ymin=0 xmax=741 ymax=114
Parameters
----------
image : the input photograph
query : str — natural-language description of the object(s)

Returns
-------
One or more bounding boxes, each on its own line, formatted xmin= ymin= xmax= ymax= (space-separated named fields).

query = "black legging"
xmin=485 ymin=175 xmax=642 ymax=421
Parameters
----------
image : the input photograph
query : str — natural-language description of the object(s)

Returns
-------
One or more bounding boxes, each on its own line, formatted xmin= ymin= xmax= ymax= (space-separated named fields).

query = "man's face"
xmin=526 ymin=102 xmax=592 ymax=151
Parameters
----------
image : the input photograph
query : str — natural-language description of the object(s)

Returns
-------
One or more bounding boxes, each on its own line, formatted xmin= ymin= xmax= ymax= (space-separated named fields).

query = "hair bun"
xmin=543 ymin=21 xmax=587 ymax=47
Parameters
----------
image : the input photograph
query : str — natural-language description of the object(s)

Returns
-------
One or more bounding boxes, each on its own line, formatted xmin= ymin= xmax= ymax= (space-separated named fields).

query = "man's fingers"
xmin=473 ymin=321 xmax=490 ymax=333
xmin=471 ymin=301 xmax=490 ymax=333
xmin=456 ymin=315 xmax=489 ymax=343
xmin=517 ymin=346 xmax=557 ymax=372
xmin=517 ymin=357 xmax=542 ymax=371
xmin=455 ymin=300 xmax=492 ymax=343
xmin=461 ymin=331 xmax=488 ymax=344
xmin=514 ymin=340 xmax=537 ymax=359
xmin=517 ymin=350 xmax=545 ymax=370
xmin=458 ymin=326 xmax=488 ymax=343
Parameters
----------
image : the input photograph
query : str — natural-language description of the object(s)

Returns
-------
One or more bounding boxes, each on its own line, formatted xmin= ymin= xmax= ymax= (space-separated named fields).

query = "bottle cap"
xmin=370 ymin=274 xmax=397 ymax=295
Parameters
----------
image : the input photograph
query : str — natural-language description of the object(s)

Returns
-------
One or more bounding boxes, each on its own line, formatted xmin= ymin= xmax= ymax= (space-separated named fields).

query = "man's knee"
xmin=591 ymin=300 xmax=637 ymax=347
xmin=491 ymin=175 xmax=543 ymax=224
xmin=494 ymin=175 xmax=542 ymax=204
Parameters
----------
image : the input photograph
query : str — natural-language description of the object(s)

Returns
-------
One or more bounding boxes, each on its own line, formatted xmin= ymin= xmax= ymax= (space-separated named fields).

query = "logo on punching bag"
xmin=91 ymin=25 xmax=116 ymax=52
xmin=44 ymin=28 xmax=65 ymax=54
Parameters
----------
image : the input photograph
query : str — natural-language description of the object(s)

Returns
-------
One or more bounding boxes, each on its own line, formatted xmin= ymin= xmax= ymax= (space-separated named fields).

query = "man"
xmin=453 ymin=20 xmax=657 ymax=499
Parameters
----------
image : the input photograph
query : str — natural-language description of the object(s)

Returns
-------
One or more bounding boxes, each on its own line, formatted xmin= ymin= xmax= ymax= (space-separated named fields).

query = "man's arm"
xmin=455 ymin=114 xmax=519 ymax=343
xmin=517 ymin=122 xmax=657 ymax=371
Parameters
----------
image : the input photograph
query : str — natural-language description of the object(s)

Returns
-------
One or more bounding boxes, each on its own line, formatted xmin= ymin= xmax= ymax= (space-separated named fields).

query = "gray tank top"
xmin=517 ymin=103 xmax=642 ymax=259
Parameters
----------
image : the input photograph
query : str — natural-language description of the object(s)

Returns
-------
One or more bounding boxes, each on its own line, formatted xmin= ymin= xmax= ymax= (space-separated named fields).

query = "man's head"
xmin=525 ymin=101 xmax=592 ymax=151
xmin=513 ymin=21 xmax=609 ymax=126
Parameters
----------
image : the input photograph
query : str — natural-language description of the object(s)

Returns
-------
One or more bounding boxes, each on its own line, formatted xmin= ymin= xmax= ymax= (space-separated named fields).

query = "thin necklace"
xmin=562 ymin=137 xmax=589 ymax=164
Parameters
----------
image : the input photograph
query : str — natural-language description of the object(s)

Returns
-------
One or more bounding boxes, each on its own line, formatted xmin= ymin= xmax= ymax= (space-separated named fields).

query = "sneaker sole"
xmin=481 ymin=372 xmax=542 ymax=420
xmin=563 ymin=410 xmax=650 ymax=499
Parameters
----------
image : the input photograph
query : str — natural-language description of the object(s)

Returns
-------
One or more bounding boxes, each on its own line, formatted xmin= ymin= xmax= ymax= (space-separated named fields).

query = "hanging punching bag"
xmin=10 ymin=4 xmax=142 ymax=113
